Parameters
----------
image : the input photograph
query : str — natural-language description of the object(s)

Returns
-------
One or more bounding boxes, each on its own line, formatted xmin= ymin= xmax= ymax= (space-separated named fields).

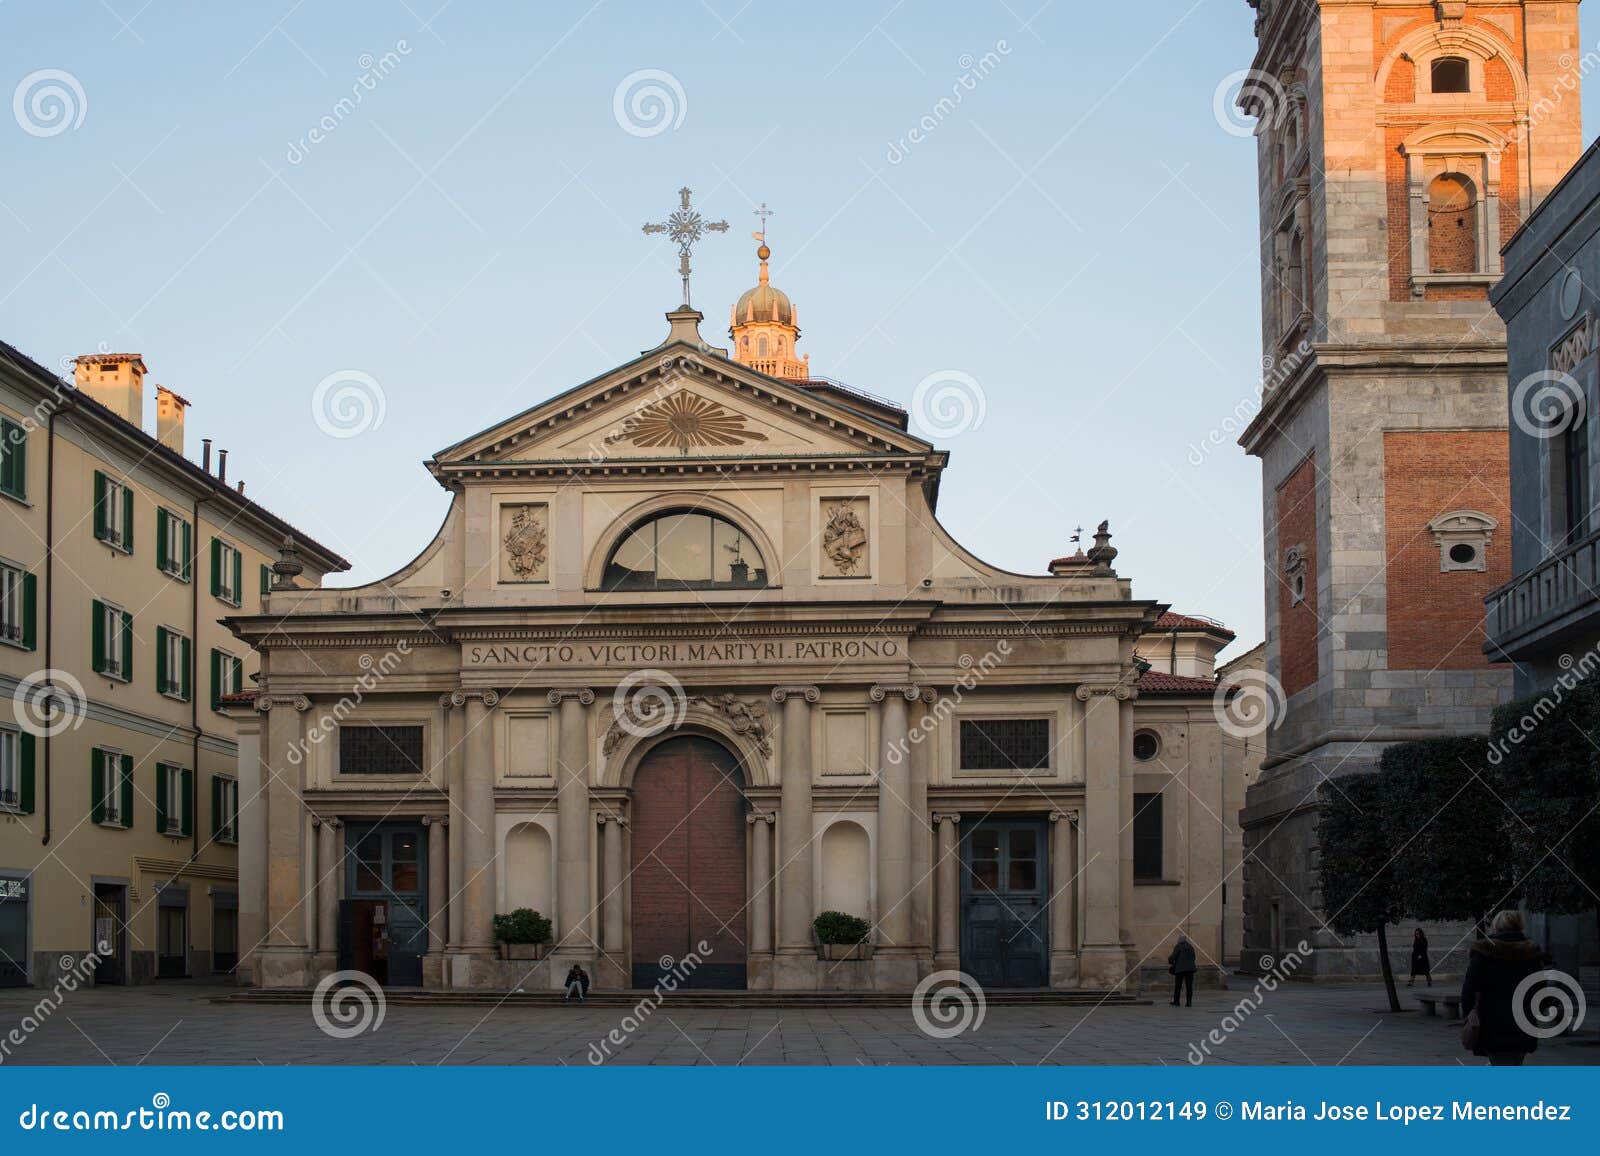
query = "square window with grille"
xmin=958 ymin=718 xmax=1050 ymax=770
xmin=338 ymin=725 xmax=424 ymax=776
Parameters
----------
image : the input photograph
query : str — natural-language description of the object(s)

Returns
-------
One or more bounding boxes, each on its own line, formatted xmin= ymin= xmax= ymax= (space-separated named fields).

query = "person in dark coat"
xmin=1460 ymin=909 xmax=1545 ymax=1066
xmin=1168 ymin=933 xmax=1197 ymax=1007
xmin=563 ymin=964 xmax=590 ymax=1003
xmin=1408 ymin=928 xmax=1431 ymax=987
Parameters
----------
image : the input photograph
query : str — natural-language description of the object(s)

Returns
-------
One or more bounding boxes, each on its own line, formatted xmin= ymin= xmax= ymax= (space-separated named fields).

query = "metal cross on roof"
xmin=643 ymin=186 xmax=729 ymax=308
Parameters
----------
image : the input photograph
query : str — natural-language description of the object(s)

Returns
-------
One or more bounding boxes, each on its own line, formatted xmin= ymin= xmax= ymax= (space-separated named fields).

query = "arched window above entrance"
xmin=602 ymin=509 xmax=769 ymax=590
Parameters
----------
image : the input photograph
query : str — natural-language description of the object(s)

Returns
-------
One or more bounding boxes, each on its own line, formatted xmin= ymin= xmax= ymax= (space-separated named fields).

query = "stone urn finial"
xmin=271 ymin=535 xmax=304 ymax=590
xmin=1087 ymin=520 xmax=1118 ymax=576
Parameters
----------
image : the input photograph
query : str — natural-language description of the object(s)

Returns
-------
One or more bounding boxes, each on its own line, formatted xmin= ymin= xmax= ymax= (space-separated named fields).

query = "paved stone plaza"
xmin=2 ymin=982 xmax=1595 ymax=1066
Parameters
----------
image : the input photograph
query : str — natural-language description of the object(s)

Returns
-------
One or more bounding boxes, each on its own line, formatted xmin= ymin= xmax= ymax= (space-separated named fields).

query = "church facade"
xmin=228 ymin=237 xmax=1243 ymax=993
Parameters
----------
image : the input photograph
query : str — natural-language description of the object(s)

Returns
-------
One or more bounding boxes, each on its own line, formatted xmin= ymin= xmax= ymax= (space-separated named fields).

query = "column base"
xmin=869 ymin=948 xmax=921 ymax=989
xmin=594 ymin=951 xmax=629 ymax=991
xmin=1049 ymin=950 xmax=1080 ymax=989
xmin=255 ymin=946 xmax=316 ymax=989
xmin=932 ymin=950 xmax=959 ymax=973
xmin=422 ymin=953 xmax=446 ymax=989
xmin=746 ymin=951 xmax=774 ymax=990
xmin=310 ymin=951 xmax=337 ymax=982
xmin=1078 ymin=944 xmax=1132 ymax=991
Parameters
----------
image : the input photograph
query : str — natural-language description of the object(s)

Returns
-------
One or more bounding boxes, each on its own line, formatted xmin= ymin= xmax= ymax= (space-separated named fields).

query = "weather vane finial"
xmin=642 ymin=186 xmax=729 ymax=309
xmin=752 ymin=201 xmax=773 ymax=243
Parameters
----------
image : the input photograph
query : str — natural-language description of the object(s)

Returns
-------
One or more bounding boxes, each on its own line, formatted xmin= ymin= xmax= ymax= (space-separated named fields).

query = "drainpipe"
xmin=41 ymin=397 xmax=67 ymax=846
xmin=191 ymin=494 xmax=207 ymax=863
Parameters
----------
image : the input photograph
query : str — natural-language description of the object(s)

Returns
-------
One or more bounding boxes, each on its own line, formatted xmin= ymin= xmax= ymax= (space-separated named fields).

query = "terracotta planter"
xmin=499 ymin=942 xmax=550 ymax=961
xmin=818 ymin=942 xmax=874 ymax=961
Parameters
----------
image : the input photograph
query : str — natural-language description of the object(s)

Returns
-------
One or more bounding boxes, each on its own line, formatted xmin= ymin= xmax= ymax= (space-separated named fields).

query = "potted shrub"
xmin=813 ymin=911 xmax=874 ymax=961
xmin=493 ymin=908 xmax=553 ymax=960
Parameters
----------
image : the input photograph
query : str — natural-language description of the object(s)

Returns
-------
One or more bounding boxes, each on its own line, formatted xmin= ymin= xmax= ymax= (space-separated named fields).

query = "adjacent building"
xmin=224 ymin=237 xmax=1247 ymax=993
xmin=0 ymin=343 xmax=347 ymax=990
xmin=1236 ymin=0 xmax=1582 ymax=975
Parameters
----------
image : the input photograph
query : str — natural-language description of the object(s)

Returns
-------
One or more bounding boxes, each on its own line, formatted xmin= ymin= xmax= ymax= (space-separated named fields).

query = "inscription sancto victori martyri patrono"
xmin=462 ymin=635 xmax=903 ymax=669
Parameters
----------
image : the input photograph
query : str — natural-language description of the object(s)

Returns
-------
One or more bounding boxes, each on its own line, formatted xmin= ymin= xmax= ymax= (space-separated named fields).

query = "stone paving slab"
xmin=0 ymin=982 xmax=1595 ymax=1066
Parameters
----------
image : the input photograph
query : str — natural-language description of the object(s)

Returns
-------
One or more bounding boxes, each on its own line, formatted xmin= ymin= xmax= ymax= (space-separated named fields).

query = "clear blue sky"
xmin=5 ymin=1 xmax=1598 ymax=656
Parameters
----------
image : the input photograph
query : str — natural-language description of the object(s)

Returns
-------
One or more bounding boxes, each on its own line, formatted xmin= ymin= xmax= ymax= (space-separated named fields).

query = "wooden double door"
xmin=629 ymin=736 xmax=748 ymax=989
xmin=960 ymin=818 xmax=1049 ymax=988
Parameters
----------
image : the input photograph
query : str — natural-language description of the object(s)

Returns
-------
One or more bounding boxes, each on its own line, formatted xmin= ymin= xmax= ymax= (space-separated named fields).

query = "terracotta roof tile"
xmin=1153 ymin=611 xmax=1235 ymax=639
xmin=1137 ymin=671 xmax=1219 ymax=696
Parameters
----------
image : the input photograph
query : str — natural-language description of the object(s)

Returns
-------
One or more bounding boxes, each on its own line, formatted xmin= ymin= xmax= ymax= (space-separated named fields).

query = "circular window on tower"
xmin=1448 ymin=542 xmax=1477 ymax=566
xmin=1133 ymin=729 xmax=1161 ymax=762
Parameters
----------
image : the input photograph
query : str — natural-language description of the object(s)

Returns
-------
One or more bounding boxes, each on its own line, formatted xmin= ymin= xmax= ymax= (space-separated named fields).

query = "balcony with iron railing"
xmin=1484 ymin=527 xmax=1600 ymax=660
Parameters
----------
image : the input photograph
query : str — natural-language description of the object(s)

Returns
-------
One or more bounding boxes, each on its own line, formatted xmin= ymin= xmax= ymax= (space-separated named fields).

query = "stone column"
xmin=459 ymin=689 xmax=500 ymax=956
xmin=549 ymin=688 xmax=595 ymax=957
xmin=771 ymin=685 xmax=818 ymax=985
xmin=872 ymin=683 xmax=918 ymax=982
xmin=932 ymin=811 xmax=961 ymax=970
xmin=1077 ymin=683 xmax=1131 ymax=990
xmin=425 ymin=815 xmax=447 ymax=956
xmin=600 ymin=814 xmax=625 ymax=957
xmin=256 ymin=693 xmax=311 ymax=987
xmin=909 ymin=689 xmax=934 ymax=958
xmin=314 ymin=816 xmax=340 ymax=974
xmin=1048 ymin=809 xmax=1080 ymax=988
xmin=439 ymin=694 xmax=464 ymax=953
xmin=747 ymin=812 xmax=775 ymax=984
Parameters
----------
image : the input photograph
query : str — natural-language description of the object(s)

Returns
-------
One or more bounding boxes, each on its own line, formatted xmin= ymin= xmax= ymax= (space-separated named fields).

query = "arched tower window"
xmin=1427 ymin=173 xmax=1478 ymax=274
xmin=602 ymin=509 xmax=768 ymax=590
xmin=757 ymin=335 xmax=769 ymax=358
xmin=1431 ymin=56 xmax=1470 ymax=94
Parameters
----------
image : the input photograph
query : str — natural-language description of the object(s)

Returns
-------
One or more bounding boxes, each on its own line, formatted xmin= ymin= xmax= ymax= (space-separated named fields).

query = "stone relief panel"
xmin=499 ymin=502 xmax=549 ymax=582
xmin=819 ymin=497 xmax=870 ymax=578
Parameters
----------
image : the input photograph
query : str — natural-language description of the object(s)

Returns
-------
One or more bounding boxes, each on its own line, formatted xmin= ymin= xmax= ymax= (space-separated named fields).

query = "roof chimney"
xmin=155 ymin=386 xmax=190 ymax=455
xmin=217 ymin=449 xmax=228 ymax=485
xmin=72 ymin=353 xmax=147 ymax=427
xmin=236 ymin=480 xmax=245 ymax=495
xmin=202 ymin=438 xmax=212 ymax=472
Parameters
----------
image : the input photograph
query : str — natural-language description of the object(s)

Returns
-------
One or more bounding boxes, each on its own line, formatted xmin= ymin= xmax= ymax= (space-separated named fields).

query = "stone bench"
xmin=1416 ymin=994 xmax=1462 ymax=1019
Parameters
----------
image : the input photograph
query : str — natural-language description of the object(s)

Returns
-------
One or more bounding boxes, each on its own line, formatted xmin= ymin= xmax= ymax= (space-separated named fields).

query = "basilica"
xmin=225 ymin=220 xmax=1247 ymax=993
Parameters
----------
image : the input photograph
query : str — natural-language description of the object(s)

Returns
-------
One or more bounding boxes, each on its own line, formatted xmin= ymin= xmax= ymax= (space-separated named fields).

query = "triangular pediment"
xmin=434 ymin=340 xmax=930 ymax=468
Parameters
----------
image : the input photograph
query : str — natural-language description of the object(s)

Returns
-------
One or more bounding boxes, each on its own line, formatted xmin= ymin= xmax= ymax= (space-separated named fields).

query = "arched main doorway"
xmin=629 ymin=735 xmax=748 ymax=989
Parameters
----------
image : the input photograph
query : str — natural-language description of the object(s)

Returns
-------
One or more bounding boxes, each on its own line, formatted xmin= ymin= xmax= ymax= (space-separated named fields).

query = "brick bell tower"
xmin=1236 ymin=0 xmax=1582 ymax=976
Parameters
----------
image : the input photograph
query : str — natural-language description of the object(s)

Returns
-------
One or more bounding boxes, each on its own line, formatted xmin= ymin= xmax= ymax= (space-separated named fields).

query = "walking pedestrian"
xmin=1460 ymin=909 xmax=1544 ymax=1066
xmin=1408 ymin=928 xmax=1431 ymax=987
xmin=1168 ymin=933 xmax=1197 ymax=1007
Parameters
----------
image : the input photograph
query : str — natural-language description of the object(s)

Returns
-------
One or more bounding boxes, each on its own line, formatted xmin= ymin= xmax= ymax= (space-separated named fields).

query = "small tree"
xmin=1317 ymin=772 xmax=1403 ymax=1012
xmin=812 ymin=911 xmax=871 ymax=944
xmin=492 ymin=908 xmax=553 ymax=945
xmin=1381 ymin=735 xmax=1514 ymax=933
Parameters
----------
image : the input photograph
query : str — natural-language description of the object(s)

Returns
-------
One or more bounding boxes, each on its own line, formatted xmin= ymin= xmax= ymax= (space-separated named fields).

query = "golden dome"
xmin=734 ymin=281 xmax=794 ymax=326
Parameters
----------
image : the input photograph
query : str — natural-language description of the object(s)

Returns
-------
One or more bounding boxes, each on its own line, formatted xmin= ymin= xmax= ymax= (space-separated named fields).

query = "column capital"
xmin=310 ymin=815 xmax=343 ymax=830
xmin=596 ymin=812 xmax=627 ymax=827
xmin=745 ymin=811 xmax=775 ymax=825
xmin=1048 ymin=809 xmax=1081 ymax=825
xmin=869 ymin=683 xmax=920 ymax=702
xmin=422 ymin=814 xmax=448 ymax=827
xmin=770 ymin=685 xmax=820 ymax=703
xmin=931 ymin=811 xmax=962 ymax=825
xmin=1074 ymin=681 xmax=1136 ymax=702
xmin=450 ymin=687 xmax=501 ymax=708
xmin=547 ymin=687 xmax=595 ymax=706
xmin=256 ymin=693 xmax=310 ymax=713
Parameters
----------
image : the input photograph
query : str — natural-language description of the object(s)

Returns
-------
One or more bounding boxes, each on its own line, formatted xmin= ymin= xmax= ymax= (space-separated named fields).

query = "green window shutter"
xmin=231 ymin=548 xmax=242 ymax=604
xmin=17 ymin=732 xmax=34 ymax=814
xmin=119 ymin=611 xmax=133 ymax=682
xmin=181 ymin=768 xmax=193 ymax=836
xmin=156 ymin=508 xmax=168 ymax=571
xmin=260 ymin=563 xmax=272 ymax=597
xmin=121 ymin=485 xmax=134 ymax=553
xmin=119 ymin=753 xmax=133 ymax=829
xmin=210 ymin=538 xmax=221 ymax=598
xmin=180 ymin=635 xmax=192 ymax=701
xmin=0 ymin=419 xmax=24 ymax=498
xmin=211 ymin=775 xmax=222 ymax=838
xmin=210 ymin=649 xmax=222 ymax=711
xmin=156 ymin=763 xmax=169 ymax=834
xmin=181 ymin=519 xmax=193 ymax=580
xmin=93 ymin=472 xmax=107 ymax=541
xmin=156 ymin=626 xmax=169 ymax=691
xmin=20 ymin=572 xmax=36 ymax=651
xmin=90 ymin=751 xmax=105 ymax=825
xmin=91 ymin=600 xmax=106 ymax=674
